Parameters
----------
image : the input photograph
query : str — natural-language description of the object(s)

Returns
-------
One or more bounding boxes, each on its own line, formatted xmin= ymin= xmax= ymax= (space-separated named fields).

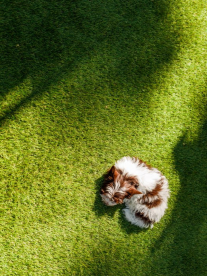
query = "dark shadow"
xmin=149 ymin=121 xmax=207 ymax=275
xmin=65 ymin=118 xmax=207 ymax=273
xmin=63 ymin=242 xmax=136 ymax=276
xmin=1 ymin=0 xmax=180 ymax=125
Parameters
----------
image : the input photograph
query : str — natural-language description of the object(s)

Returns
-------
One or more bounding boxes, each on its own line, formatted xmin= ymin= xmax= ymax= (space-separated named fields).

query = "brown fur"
xmin=142 ymin=184 xmax=162 ymax=201
xmin=100 ymin=157 xmax=169 ymax=228
xmin=101 ymin=166 xmax=142 ymax=202
xmin=135 ymin=211 xmax=155 ymax=225
xmin=144 ymin=198 xmax=163 ymax=208
xmin=140 ymin=179 xmax=164 ymax=208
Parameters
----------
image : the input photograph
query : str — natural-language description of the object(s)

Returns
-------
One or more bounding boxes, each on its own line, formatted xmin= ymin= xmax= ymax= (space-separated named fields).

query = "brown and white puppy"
xmin=100 ymin=157 xmax=170 ymax=228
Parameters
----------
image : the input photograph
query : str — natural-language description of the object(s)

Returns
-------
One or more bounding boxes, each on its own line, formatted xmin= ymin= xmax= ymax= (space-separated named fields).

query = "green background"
xmin=1 ymin=0 xmax=207 ymax=275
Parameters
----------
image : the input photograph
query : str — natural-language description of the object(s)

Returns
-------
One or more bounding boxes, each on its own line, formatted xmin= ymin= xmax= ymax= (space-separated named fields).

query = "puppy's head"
xmin=100 ymin=166 xmax=142 ymax=206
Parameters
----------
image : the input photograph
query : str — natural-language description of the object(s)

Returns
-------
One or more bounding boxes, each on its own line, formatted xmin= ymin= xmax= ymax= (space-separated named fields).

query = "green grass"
xmin=1 ymin=0 xmax=207 ymax=275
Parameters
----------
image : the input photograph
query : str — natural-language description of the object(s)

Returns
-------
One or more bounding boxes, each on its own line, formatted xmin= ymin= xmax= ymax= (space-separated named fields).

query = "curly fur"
xmin=100 ymin=156 xmax=170 ymax=228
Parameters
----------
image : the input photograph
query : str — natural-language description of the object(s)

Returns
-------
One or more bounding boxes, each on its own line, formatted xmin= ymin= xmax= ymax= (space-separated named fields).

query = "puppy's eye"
xmin=129 ymin=181 xmax=138 ymax=188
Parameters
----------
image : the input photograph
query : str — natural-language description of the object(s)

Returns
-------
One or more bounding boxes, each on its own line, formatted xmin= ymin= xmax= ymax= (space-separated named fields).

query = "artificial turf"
xmin=1 ymin=0 xmax=207 ymax=275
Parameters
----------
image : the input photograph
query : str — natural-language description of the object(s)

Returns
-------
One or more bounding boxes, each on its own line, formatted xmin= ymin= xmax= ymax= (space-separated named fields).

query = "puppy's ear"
xmin=127 ymin=186 xmax=142 ymax=198
xmin=102 ymin=166 xmax=117 ymax=191
xmin=107 ymin=166 xmax=119 ymax=179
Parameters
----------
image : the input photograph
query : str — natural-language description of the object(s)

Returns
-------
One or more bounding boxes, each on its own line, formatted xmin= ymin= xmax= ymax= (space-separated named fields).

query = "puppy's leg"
xmin=122 ymin=208 xmax=133 ymax=221
xmin=122 ymin=208 xmax=152 ymax=228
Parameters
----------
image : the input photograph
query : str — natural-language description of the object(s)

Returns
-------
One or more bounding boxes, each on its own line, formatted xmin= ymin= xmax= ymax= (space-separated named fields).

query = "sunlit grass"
xmin=1 ymin=0 xmax=207 ymax=275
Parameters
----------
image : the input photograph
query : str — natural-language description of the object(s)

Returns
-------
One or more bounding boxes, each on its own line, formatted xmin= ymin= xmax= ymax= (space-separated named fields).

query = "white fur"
xmin=101 ymin=180 xmax=126 ymax=206
xmin=115 ymin=157 xmax=162 ymax=194
xmin=122 ymin=208 xmax=149 ymax=228
xmin=101 ymin=194 xmax=117 ymax=206
xmin=105 ymin=157 xmax=170 ymax=228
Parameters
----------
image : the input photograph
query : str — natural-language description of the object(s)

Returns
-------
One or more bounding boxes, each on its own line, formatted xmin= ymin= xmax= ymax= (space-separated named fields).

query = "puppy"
xmin=100 ymin=157 xmax=170 ymax=228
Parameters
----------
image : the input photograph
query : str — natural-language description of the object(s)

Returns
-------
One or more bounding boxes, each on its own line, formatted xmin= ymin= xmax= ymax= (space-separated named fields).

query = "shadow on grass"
xmin=149 ymin=121 xmax=207 ymax=275
xmin=1 ymin=0 xmax=180 ymax=125
xmin=70 ymin=116 xmax=207 ymax=276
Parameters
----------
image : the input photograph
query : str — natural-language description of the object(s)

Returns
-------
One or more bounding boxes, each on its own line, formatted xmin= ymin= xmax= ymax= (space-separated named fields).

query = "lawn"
xmin=1 ymin=0 xmax=207 ymax=275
